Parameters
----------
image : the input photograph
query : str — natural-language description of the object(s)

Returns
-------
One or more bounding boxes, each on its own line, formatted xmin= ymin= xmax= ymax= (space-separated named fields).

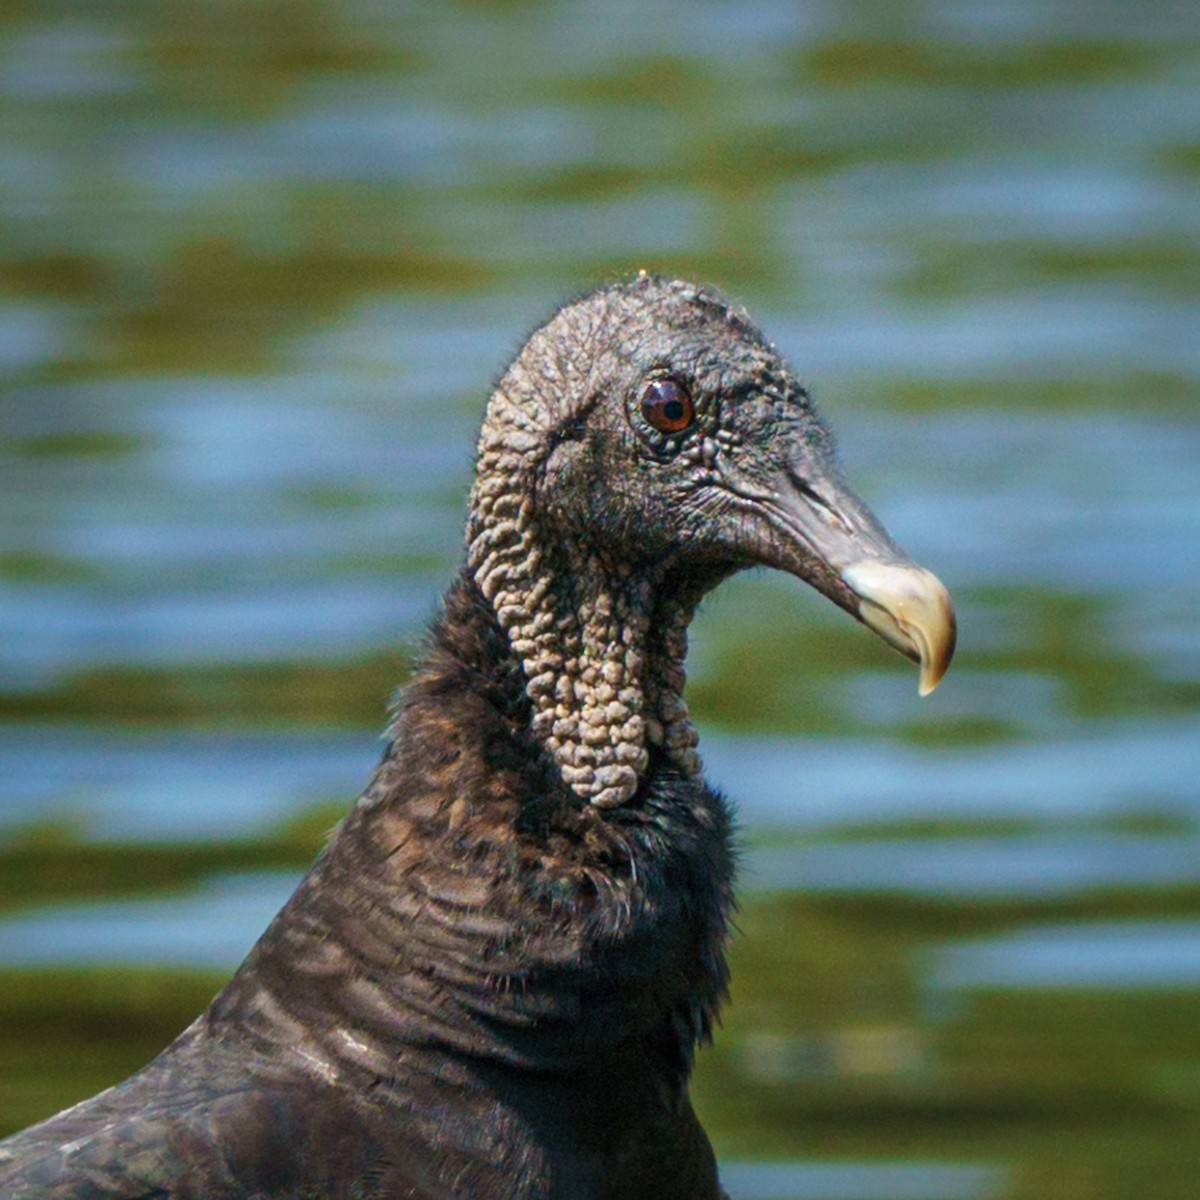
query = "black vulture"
xmin=0 ymin=275 xmax=955 ymax=1199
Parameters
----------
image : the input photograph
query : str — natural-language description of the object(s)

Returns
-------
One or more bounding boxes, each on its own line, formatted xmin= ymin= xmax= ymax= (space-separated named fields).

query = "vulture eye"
xmin=640 ymin=379 xmax=694 ymax=434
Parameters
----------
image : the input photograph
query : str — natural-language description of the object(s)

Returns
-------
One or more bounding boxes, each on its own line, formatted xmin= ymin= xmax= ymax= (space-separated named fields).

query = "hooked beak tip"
xmin=840 ymin=561 xmax=957 ymax=696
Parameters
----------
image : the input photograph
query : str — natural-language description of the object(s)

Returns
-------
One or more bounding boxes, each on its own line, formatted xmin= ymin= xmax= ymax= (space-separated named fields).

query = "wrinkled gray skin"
xmin=531 ymin=277 xmax=887 ymax=601
xmin=0 ymin=277 xmax=951 ymax=1199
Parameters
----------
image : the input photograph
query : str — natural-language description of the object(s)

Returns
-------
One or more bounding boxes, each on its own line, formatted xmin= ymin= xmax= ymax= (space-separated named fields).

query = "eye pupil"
xmin=640 ymin=379 xmax=694 ymax=434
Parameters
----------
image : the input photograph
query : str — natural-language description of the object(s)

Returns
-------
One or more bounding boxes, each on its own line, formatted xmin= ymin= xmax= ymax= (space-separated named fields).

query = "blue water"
xmin=5 ymin=878 xmax=1200 ymax=994
xmin=719 ymin=1159 xmax=1009 ymax=1200
xmin=3 ymin=719 xmax=1197 ymax=843
xmin=929 ymin=920 xmax=1200 ymax=992
xmin=0 ymin=872 xmax=299 ymax=970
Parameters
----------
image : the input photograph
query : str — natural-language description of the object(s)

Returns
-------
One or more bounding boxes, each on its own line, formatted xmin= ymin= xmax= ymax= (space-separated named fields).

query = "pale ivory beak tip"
xmin=841 ymin=561 xmax=956 ymax=698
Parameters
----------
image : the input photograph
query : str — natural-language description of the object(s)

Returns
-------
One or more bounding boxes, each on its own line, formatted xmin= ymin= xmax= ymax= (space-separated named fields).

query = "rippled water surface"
xmin=1 ymin=2 xmax=1198 ymax=1196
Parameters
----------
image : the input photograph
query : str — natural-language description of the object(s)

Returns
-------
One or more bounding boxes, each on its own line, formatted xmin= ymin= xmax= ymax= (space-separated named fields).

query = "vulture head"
xmin=468 ymin=274 xmax=955 ymax=808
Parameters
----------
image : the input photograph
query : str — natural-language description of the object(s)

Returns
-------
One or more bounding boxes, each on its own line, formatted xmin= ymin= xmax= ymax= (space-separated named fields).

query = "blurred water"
xmin=3 ymin=719 xmax=1197 ymax=842
xmin=747 ymin=834 xmax=1200 ymax=898
xmin=718 ymin=1160 xmax=1009 ymax=1200
xmin=4 ymin=858 xmax=1200 ymax=985
xmin=0 ymin=725 xmax=374 ymax=839
xmin=0 ymin=871 xmax=299 ymax=969
xmin=930 ymin=919 xmax=1200 ymax=992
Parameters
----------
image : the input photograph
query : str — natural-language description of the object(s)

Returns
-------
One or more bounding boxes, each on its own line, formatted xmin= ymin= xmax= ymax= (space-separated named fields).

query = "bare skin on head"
xmin=470 ymin=275 xmax=955 ymax=806
xmin=0 ymin=276 xmax=954 ymax=1200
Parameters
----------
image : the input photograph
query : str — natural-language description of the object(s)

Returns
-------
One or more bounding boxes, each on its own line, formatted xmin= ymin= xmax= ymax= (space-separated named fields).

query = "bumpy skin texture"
xmin=0 ymin=276 xmax=868 ymax=1198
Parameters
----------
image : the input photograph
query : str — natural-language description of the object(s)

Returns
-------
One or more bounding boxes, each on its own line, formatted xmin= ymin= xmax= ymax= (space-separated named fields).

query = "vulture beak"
xmin=758 ymin=455 xmax=957 ymax=695
xmin=840 ymin=560 xmax=956 ymax=696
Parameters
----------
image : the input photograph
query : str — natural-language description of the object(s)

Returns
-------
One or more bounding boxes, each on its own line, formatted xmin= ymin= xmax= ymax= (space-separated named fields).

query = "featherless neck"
xmin=467 ymin=463 xmax=700 ymax=808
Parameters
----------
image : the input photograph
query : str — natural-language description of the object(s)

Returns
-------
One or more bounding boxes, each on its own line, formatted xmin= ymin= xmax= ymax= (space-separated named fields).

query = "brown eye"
xmin=640 ymin=379 xmax=694 ymax=434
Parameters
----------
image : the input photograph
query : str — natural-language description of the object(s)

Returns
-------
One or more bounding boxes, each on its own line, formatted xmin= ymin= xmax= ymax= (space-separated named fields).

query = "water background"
xmin=1 ymin=3 xmax=1197 ymax=1196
